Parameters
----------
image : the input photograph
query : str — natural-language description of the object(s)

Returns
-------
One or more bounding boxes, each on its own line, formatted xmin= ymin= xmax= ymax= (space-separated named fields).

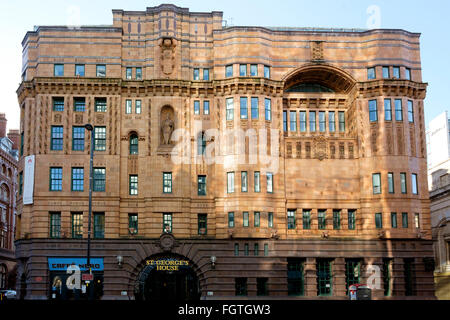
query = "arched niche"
xmin=160 ymin=105 xmax=175 ymax=146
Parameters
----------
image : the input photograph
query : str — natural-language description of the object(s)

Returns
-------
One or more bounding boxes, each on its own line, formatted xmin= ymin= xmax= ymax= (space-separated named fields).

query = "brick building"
xmin=15 ymin=4 xmax=435 ymax=300
xmin=0 ymin=113 xmax=19 ymax=291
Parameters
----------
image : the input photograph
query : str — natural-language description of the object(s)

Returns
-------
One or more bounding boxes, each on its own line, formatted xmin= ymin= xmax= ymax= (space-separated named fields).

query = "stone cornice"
xmin=357 ymin=79 xmax=427 ymax=99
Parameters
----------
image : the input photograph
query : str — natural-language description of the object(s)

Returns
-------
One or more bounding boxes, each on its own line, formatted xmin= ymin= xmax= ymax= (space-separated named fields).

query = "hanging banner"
xmin=23 ymin=155 xmax=35 ymax=205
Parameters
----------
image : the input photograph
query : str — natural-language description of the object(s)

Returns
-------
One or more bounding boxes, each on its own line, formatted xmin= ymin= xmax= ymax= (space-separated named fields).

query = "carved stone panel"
xmin=160 ymin=38 xmax=176 ymax=76
xmin=313 ymin=136 xmax=327 ymax=161
xmin=311 ymin=41 xmax=324 ymax=62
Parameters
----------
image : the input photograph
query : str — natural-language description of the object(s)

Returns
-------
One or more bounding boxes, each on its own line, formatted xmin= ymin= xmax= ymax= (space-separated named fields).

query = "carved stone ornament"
xmin=311 ymin=41 xmax=324 ymax=62
xmin=54 ymin=114 xmax=62 ymax=123
xmin=160 ymin=37 xmax=176 ymax=75
xmin=313 ymin=136 xmax=328 ymax=161
xmin=158 ymin=232 xmax=177 ymax=252
xmin=74 ymin=114 xmax=83 ymax=124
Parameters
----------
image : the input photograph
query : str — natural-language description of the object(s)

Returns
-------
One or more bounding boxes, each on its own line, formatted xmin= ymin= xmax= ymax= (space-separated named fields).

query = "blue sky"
xmin=0 ymin=0 xmax=448 ymax=130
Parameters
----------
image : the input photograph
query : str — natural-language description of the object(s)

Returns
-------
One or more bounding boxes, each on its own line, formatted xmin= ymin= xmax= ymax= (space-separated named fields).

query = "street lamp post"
xmin=85 ymin=123 xmax=94 ymax=300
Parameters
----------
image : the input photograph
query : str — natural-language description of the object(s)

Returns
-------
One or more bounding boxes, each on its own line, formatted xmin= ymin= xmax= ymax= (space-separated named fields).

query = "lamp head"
xmin=84 ymin=124 xmax=94 ymax=131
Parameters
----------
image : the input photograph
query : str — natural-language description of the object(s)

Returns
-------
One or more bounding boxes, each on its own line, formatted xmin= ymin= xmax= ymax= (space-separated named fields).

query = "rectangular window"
xmin=244 ymin=243 xmax=249 ymax=256
xmin=51 ymin=126 xmax=63 ymax=151
xmin=136 ymin=100 xmax=142 ymax=114
xmin=126 ymin=67 xmax=132 ymax=80
xmin=399 ymin=172 xmax=407 ymax=194
xmin=95 ymin=98 xmax=107 ymax=112
xmin=288 ymin=258 xmax=305 ymax=296
xmin=345 ymin=259 xmax=361 ymax=294
xmin=414 ymin=213 xmax=420 ymax=229
xmin=333 ymin=210 xmax=341 ymax=230
xmin=194 ymin=100 xmax=200 ymax=115
xmin=193 ymin=68 xmax=200 ymax=80
xmin=383 ymin=259 xmax=392 ymax=296
xmin=302 ymin=209 xmax=311 ymax=230
xmin=287 ymin=210 xmax=296 ymax=230
xmin=227 ymin=172 xmax=235 ymax=193
xmin=266 ymin=173 xmax=273 ymax=193
xmin=226 ymin=65 xmax=233 ymax=78
xmin=388 ymin=172 xmax=395 ymax=194
xmin=375 ymin=213 xmax=383 ymax=229
xmin=254 ymin=172 xmax=260 ymax=193
xmin=265 ymin=98 xmax=271 ymax=121
xmin=235 ymin=278 xmax=247 ymax=296
xmin=239 ymin=64 xmax=247 ymax=76
xmin=93 ymin=168 xmax=106 ymax=192
xmin=240 ymin=97 xmax=248 ymax=119
xmin=339 ymin=111 xmax=345 ymax=132
xmin=129 ymin=214 xmax=138 ymax=235
xmin=264 ymin=243 xmax=269 ymax=256
xmin=369 ymin=100 xmax=378 ymax=122
xmin=71 ymin=167 xmax=84 ymax=191
xmin=129 ymin=175 xmax=138 ymax=195
xmin=309 ymin=111 xmax=316 ymax=132
xmin=373 ymin=173 xmax=381 ymax=194
xmin=328 ymin=111 xmax=335 ymax=132
xmin=75 ymin=64 xmax=85 ymax=77
xmin=163 ymin=213 xmax=172 ymax=233
xmin=241 ymin=171 xmax=248 ymax=192
xmin=251 ymin=97 xmax=259 ymax=119
xmin=254 ymin=212 xmax=260 ymax=227
xmin=395 ymin=99 xmax=403 ymax=121
xmin=391 ymin=212 xmax=398 ymax=228
xmin=19 ymin=172 xmax=23 ymax=195
xmin=54 ymin=64 xmax=64 ymax=76
xmin=408 ymin=100 xmax=414 ymax=123
xmin=264 ymin=65 xmax=270 ymax=78
xmin=126 ymin=99 xmax=132 ymax=114
xmin=405 ymin=68 xmax=411 ymax=80
xmin=319 ymin=111 xmax=326 ymax=132
xmin=197 ymin=175 xmax=207 ymax=196
xmin=71 ymin=212 xmax=83 ymax=239
xmin=250 ymin=64 xmax=258 ymax=76
xmin=226 ymin=98 xmax=234 ymax=120
xmin=203 ymin=68 xmax=209 ymax=81
xmin=72 ymin=127 xmax=85 ymax=151
xmin=384 ymin=99 xmax=392 ymax=121
xmin=243 ymin=212 xmax=249 ymax=227
xmin=367 ymin=67 xmax=376 ymax=80
xmin=289 ymin=111 xmax=297 ymax=132
xmin=317 ymin=259 xmax=332 ymax=296
xmin=402 ymin=212 xmax=409 ymax=228
xmin=50 ymin=167 xmax=62 ymax=191
xmin=136 ymin=67 xmax=142 ymax=80
xmin=163 ymin=172 xmax=172 ymax=193
xmin=382 ymin=66 xmax=390 ymax=79
xmin=228 ymin=212 xmax=234 ymax=228
xmin=348 ymin=209 xmax=356 ymax=230
xmin=254 ymin=243 xmax=259 ymax=256
xmin=20 ymin=132 xmax=24 ymax=156
xmin=203 ymin=101 xmax=210 ymax=115
xmin=411 ymin=174 xmax=418 ymax=195
xmin=404 ymin=258 xmax=416 ymax=296
xmin=234 ymin=243 xmax=239 ymax=256
xmin=74 ymin=97 xmax=85 ymax=112
xmin=393 ymin=66 xmax=400 ymax=79
xmin=94 ymin=212 xmax=105 ymax=239
xmin=283 ymin=111 xmax=287 ymax=132
xmin=268 ymin=212 xmax=273 ymax=228
xmin=94 ymin=127 xmax=106 ymax=151
xmin=49 ymin=212 xmax=61 ymax=238
xmin=318 ymin=209 xmax=326 ymax=230
xmin=198 ymin=214 xmax=207 ymax=235
xmin=300 ymin=111 xmax=307 ymax=132
xmin=96 ymin=65 xmax=106 ymax=77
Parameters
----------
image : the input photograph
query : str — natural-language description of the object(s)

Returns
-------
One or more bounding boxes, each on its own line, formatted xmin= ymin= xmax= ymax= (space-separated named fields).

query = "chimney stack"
xmin=0 ymin=113 xmax=6 ymax=138
xmin=7 ymin=129 xmax=20 ymax=151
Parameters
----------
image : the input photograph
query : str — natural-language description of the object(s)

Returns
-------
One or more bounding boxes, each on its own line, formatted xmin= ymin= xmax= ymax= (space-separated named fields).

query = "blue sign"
xmin=48 ymin=258 xmax=104 ymax=271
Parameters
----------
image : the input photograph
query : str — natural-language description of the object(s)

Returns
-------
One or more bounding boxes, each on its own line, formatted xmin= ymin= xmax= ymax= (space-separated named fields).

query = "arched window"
xmin=0 ymin=264 xmax=6 ymax=289
xmin=197 ymin=132 xmax=206 ymax=156
xmin=129 ymin=134 xmax=138 ymax=155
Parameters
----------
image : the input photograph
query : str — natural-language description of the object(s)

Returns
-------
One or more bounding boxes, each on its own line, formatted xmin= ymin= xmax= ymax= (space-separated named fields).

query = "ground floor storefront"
xmin=14 ymin=235 xmax=436 ymax=300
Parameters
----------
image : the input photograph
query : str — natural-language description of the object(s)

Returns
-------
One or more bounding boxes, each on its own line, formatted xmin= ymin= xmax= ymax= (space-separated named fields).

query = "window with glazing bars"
xmin=265 ymin=98 xmax=271 ymax=121
xmin=49 ymin=212 xmax=61 ymax=238
xmin=264 ymin=243 xmax=269 ymax=256
xmin=198 ymin=214 xmax=207 ymax=235
xmin=268 ymin=212 xmax=273 ymax=228
xmin=345 ymin=259 xmax=361 ymax=294
xmin=369 ymin=100 xmax=378 ymax=122
xmin=318 ymin=210 xmax=326 ymax=230
xmin=382 ymin=66 xmax=390 ymax=79
xmin=163 ymin=213 xmax=172 ymax=233
xmin=288 ymin=258 xmax=305 ymax=296
xmin=226 ymin=98 xmax=234 ymax=120
xmin=228 ymin=212 xmax=234 ymax=228
xmin=54 ymin=64 xmax=64 ymax=76
xmin=402 ymin=212 xmax=408 ymax=228
xmin=250 ymin=64 xmax=258 ymax=76
xmin=71 ymin=168 xmax=84 ymax=191
xmin=96 ymin=65 xmax=106 ymax=77
xmin=391 ymin=212 xmax=398 ymax=228
xmin=126 ymin=67 xmax=132 ymax=80
xmin=375 ymin=212 xmax=383 ymax=228
xmin=75 ymin=64 xmax=85 ymax=77
xmin=317 ymin=259 xmax=332 ymax=296
xmin=333 ymin=210 xmax=341 ymax=229
xmin=373 ymin=173 xmax=381 ymax=194
xmin=203 ymin=101 xmax=210 ymax=115
xmin=94 ymin=127 xmax=106 ymax=151
xmin=51 ymin=126 xmax=63 ymax=150
xmin=239 ymin=64 xmax=247 ymax=76
xmin=348 ymin=209 xmax=356 ymax=230
xmin=95 ymin=98 xmax=107 ymax=112
xmin=71 ymin=212 xmax=83 ymax=239
xmin=129 ymin=134 xmax=138 ymax=155
xmin=244 ymin=243 xmax=249 ymax=256
xmin=400 ymin=173 xmax=407 ymax=193
xmin=302 ymin=209 xmax=311 ymax=229
xmin=300 ymin=111 xmax=307 ymax=132
xmin=226 ymin=65 xmax=233 ymax=77
xmin=129 ymin=175 xmax=138 ymax=195
xmin=328 ymin=111 xmax=335 ymax=132
xmin=240 ymin=97 xmax=248 ymax=119
xmin=405 ymin=68 xmax=411 ymax=80
xmin=319 ymin=111 xmax=326 ymax=132
xmin=388 ymin=172 xmax=394 ymax=193
xmin=136 ymin=100 xmax=142 ymax=114
xmin=283 ymin=111 xmax=287 ymax=132
xmin=234 ymin=243 xmax=239 ymax=256
xmin=408 ymin=100 xmax=414 ymax=123
xmin=254 ymin=212 xmax=260 ymax=227
xmin=412 ymin=174 xmax=418 ymax=195
xmin=72 ymin=127 xmax=85 ymax=151
xmin=338 ymin=111 xmax=345 ymax=132
xmin=227 ymin=172 xmax=234 ymax=193
xmin=129 ymin=214 xmax=138 ymax=235
xmin=203 ymin=68 xmax=209 ymax=81
xmin=19 ymin=172 xmax=23 ymax=195
xmin=193 ymin=68 xmax=199 ymax=80
xmin=267 ymin=173 xmax=273 ymax=193
xmin=384 ymin=99 xmax=392 ymax=121
xmin=194 ymin=100 xmax=200 ymax=115
xmin=198 ymin=175 xmax=206 ymax=196
xmin=163 ymin=172 xmax=172 ymax=193
xmin=125 ymin=99 xmax=132 ymax=114
xmin=287 ymin=210 xmax=296 ymax=229
xmin=264 ymin=65 xmax=270 ymax=78
xmin=93 ymin=168 xmax=105 ymax=192
xmin=309 ymin=111 xmax=316 ymax=132
xmin=393 ymin=66 xmax=400 ymax=79
xmin=197 ymin=132 xmax=206 ymax=156
xmin=74 ymin=97 xmax=85 ymax=112
xmin=50 ymin=167 xmax=63 ymax=191
xmin=254 ymin=243 xmax=259 ymax=256
xmin=136 ymin=67 xmax=142 ymax=80
xmin=395 ymin=99 xmax=403 ymax=121
xmin=243 ymin=212 xmax=249 ymax=227
xmin=254 ymin=172 xmax=260 ymax=192
xmin=94 ymin=212 xmax=105 ymax=239
xmin=241 ymin=171 xmax=248 ymax=192
xmin=367 ymin=67 xmax=376 ymax=80
xmin=290 ymin=111 xmax=297 ymax=132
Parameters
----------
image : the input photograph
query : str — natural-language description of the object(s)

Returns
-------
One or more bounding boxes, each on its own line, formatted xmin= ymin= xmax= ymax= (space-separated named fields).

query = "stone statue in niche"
xmin=160 ymin=37 xmax=176 ymax=76
xmin=161 ymin=114 xmax=174 ymax=145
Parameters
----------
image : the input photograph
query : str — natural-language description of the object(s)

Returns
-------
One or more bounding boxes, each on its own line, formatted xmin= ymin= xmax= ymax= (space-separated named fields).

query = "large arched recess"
xmin=282 ymin=63 xmax=357 ymax=94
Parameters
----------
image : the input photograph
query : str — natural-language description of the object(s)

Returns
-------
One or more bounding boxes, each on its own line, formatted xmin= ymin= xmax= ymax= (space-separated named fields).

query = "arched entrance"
xmin=134 ymin=253 xmax=200 ymax=301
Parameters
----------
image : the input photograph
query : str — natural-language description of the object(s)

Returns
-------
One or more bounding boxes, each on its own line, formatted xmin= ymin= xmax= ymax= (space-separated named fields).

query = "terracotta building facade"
xmin=15 ymin=4 xmax=435 ymax=300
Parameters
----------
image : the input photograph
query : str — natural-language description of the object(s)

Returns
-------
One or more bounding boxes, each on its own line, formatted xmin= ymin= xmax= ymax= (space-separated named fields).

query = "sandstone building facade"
xmin=15 ymin=4 xmax=435 ymax=299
